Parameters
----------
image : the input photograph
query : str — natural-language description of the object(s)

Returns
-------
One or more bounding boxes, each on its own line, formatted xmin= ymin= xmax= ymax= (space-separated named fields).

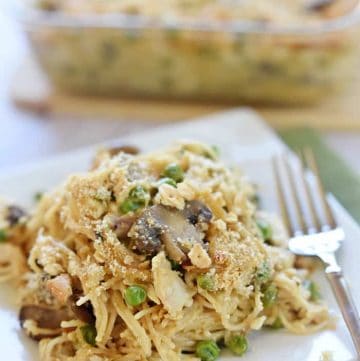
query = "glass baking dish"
xmin=15 ymin=1 xmax=360 ymax=104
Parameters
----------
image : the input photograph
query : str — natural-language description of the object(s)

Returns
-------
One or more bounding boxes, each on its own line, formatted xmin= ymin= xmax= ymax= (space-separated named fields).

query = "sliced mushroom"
xmin=128 ymin=211 xmax=163 ymax=257
xmin=46 ymin=274 xmax=95 ymax=324
xmin=6 ymin=205 xmax=27 ymax=226
xmin=67 ymin=294 xmax=95 ymax=324
xmin=19 ymin=304 xmax=72 ymax=330
xmin=108 ymin=145 xmax=140 ymax=156
xmin=156 ymin=207 xmax=203 ymax=262
xmin=183 ymin=200 xmax=212 ymax=225
xmin=108 ymin=214 xmax=137 ymax=239
xmin=162 ymin=231 xmax=186 ymax=263
xmin=66 ymin=276 xmax=95 ymax=324
xmin=129 ymin=205 xmax=204 ymax=262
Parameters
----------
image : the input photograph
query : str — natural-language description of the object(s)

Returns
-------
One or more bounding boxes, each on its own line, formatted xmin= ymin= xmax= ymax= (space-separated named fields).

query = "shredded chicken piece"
xmin=151 ymin=252 xmax=193 ymax=318
xmin=188 ymin=243 xmax=211 ymax=269
xmin=46 ymin=274 xmax=72 ymax=305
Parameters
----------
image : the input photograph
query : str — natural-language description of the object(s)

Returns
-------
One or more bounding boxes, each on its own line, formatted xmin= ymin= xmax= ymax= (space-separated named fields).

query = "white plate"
xmin=0 ymin=109 xmax=359 ymax=361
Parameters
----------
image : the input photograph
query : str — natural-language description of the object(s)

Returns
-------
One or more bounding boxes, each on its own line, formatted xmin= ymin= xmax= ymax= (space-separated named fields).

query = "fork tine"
xmin=283 ymin=155 xmax=308 ymax=234
xmin=272 ymin=157 xmax=294 ymax=236
xmin=298 ymin=150 xmax=322 ymax=232
xmin=303 ymin=148 xmax=337 ymax=229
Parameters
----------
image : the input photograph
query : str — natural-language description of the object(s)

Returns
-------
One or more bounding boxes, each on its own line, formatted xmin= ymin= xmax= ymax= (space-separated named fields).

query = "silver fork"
xmin=273 ymin=149 xmax=360 ymax=355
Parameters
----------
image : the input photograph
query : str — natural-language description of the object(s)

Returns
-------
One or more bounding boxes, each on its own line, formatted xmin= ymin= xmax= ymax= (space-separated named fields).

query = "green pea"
xmin=226 ymin=335 xmax=248 ymax=356
xmin=163 ymin=163 xmax=184 ymax=183
xmin=250 ymin=193 xmax=260 ymax=206
xmin=255 ymin=261 xmax=271 ymax=284
xmin=303 ymin=280 xmax=321 ymax=302
xmin=195 ymin=340 xmax=220 ymax=361
xmin=129 ymin=185 xmax=148 ymax=200
xmin=256 ymin=219 xmax=273 ymax=243
xmin=119 ymin=185 xmax=148 ymax=214
xmin=156 ymin=177 xmax=177 ymax=188
xmin=119 ymin=199 xmax=142 ymax=214
xmin=80 ymin=324 xmax=97 ymax=346
xmin=269 ymin=317 xmax=283 ymax=329
xmin=262 ymin=284 xmax=278 ymax=308
xmin=124 ymin=285 xmax=147 ymax=306
xmin=197 ymin=274 xmax=215 ymax=291
xmin=0 ymin=229 xmax=7 ymax=243
xmin=34 ymin=192 xmax=43 ymax=202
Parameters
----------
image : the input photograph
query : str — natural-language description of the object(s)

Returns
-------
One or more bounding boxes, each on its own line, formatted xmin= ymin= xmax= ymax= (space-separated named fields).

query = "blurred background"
xmin=0 ymin=0 xmax=360 ymax=175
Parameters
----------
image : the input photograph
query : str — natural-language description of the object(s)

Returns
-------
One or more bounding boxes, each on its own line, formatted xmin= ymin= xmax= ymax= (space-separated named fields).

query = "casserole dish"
xmin=17 ymin=0 xmax=360 ymax=104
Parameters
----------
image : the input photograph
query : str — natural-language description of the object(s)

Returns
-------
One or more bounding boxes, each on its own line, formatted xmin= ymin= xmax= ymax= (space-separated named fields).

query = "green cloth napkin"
xmin=279 ymin=128 xmax=360 ymax=224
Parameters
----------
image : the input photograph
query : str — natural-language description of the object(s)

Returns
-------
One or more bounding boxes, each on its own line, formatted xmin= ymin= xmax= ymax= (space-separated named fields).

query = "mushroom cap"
xmin=19 ymin=304 xmax=72 ymax=330
xmin=108 ymin=214 xmax=137 ymax=239
xmin=129 ymin=205 xmax=205 ymax=262
xmin=6 ymin=205 xmax=27 ymax=226
xmin=67 ymin=294 xmax=95 ymax=324
xmin=183 ymin=200 xmax=212 ymax=225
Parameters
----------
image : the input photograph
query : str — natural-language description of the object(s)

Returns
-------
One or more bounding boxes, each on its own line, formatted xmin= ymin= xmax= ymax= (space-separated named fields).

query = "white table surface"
xmin=0 ymin=7 xmax=359 ymax=174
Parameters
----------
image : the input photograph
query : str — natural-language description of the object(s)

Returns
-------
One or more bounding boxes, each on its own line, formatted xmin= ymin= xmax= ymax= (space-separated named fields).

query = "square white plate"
xmin=0 ymin=109 xmax=359 ymax=361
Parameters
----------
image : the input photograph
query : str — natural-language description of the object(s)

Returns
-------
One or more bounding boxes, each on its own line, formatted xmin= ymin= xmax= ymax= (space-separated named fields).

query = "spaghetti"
xmin=0 ymin=141 xmax=330 ymax=360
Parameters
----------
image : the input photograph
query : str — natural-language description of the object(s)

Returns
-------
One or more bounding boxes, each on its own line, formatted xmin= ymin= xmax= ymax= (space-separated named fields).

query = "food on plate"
xmin=0 ymin=141 xmax=330 ymax=360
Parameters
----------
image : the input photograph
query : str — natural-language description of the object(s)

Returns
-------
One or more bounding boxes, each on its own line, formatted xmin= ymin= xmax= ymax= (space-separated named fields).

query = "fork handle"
xmin=327 ymin=271 xmax=360 ymax=355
